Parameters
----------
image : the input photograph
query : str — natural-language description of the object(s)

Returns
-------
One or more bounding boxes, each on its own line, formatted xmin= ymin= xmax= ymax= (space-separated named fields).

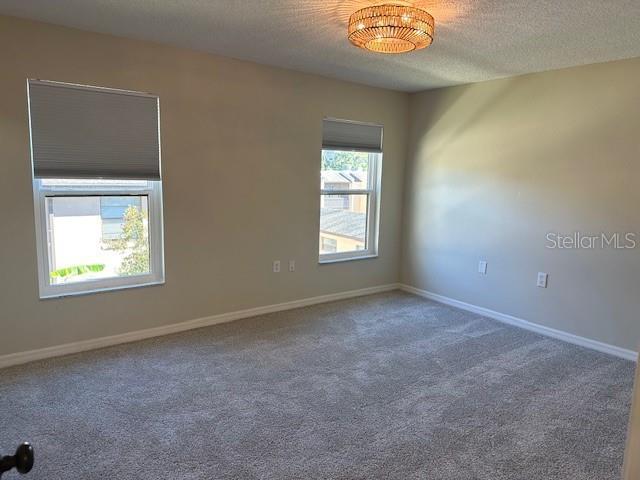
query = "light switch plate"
xmin=537 ymin=272 xmax=548 ymax=288
xmin=478 ymin=261 xmax=488 ymax=275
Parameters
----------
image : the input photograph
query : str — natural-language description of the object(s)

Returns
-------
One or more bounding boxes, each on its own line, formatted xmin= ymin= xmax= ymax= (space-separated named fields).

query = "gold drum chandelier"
xmin=348 ymin=3 xmax=435 ymax=54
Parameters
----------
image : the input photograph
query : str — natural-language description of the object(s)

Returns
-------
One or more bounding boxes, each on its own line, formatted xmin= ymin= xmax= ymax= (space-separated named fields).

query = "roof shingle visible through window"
xmin=320 ymin=208 xmax=366 ymax=240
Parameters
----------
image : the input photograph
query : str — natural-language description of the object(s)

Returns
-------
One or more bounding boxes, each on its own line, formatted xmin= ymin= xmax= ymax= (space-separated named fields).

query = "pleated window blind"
xmin=322 ymin=118 xmax=383 ymax=153
xmin=28 ymin=80 xmax=161 ymax=180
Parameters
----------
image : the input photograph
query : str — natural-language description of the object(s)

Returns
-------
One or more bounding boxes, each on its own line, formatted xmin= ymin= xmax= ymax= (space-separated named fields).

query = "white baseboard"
xmin=5 ymin=282 xmax=634 ymax=369
xmin=400 ymin=284 xmax=638 ymax=362
xmin=0 ymin=283 xmax=400 ymax=369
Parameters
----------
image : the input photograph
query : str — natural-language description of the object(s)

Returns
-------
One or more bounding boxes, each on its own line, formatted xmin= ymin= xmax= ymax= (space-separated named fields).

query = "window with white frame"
xmin=28 ymin=80 xmax=164 ymax=298
xmin=319 ymin=118 xmax=382 ymax=262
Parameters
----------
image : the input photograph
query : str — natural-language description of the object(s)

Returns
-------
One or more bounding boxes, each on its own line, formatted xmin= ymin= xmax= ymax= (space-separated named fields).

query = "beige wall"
xmin=0 ymin=16 xmax=408 ymax=356
xmin=402 ymin=57 xmax=640 ymax=351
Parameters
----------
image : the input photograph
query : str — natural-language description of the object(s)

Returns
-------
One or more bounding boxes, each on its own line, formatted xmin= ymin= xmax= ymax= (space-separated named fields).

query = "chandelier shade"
xmin=348 ymin=4 xmax=435 ymax=54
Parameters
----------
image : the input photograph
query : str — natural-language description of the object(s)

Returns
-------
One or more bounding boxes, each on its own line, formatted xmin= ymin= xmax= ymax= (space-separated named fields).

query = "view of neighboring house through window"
xmin=319 ymin=119 xmax=382 ymax=262
xmin=28 ymin=80 xmax=164 ymax=298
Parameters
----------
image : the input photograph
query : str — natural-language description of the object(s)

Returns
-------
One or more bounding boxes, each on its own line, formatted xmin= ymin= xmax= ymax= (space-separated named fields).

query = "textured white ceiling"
xmin=1 ymin=0 xmax=639 ymax=92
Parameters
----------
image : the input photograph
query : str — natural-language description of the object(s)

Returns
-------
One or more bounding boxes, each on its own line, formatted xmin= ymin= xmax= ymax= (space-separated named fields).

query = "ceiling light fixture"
xmin=348 ymin=3 xmax=435 ymax=54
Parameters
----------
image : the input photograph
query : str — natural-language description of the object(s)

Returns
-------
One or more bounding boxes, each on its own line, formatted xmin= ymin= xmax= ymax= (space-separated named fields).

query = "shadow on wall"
xmin=407 ymin=72 xmax=636 ymax=238
xmin=401 ymin=62 xmax=640 ymax=351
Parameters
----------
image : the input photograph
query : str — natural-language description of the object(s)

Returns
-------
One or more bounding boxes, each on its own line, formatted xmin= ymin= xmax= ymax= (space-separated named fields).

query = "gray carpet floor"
xmin=0 ymin=291 xmax=635 ymax=479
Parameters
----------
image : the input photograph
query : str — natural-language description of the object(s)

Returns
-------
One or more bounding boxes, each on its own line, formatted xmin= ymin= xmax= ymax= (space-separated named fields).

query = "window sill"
xmin=39 ymin=279 xmax=165 ymax=300
xmin=318 ymin=254 xmax=378 ymax=265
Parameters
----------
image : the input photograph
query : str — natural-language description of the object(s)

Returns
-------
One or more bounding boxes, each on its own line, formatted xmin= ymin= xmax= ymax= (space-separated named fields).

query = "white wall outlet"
xmin=273 ymin=260 xmax=281 ymax=273
xmin=478 ymin=261 xmax=488 ymax=275
xmin=537 ymin=272 xmax=548 ymax=288
xmin=288 ymin=260 xmax=295 ymax=272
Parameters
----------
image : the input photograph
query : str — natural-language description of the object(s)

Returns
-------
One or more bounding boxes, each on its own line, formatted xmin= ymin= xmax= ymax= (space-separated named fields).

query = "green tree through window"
xmin=322 ymin=150 xmax=369 ymax=171
xmin=108 ymin=205 xmax=150 ymax=276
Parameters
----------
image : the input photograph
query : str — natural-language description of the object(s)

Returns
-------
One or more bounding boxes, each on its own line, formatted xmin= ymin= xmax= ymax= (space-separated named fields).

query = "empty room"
xmin=1 ymin=1 xmax=640 ymax=478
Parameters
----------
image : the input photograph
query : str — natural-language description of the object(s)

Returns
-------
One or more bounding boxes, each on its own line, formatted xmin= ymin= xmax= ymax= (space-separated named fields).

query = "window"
xmin=34 ymin=180 xmax=163 ymax=294
xmin=28 ymin=80 xmax=164 ymax=298
xmin=319 ymin=119 xmax=382 ymax=262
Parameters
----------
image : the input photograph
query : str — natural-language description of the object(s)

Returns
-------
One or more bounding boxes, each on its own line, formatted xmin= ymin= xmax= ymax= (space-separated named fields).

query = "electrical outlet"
xmin=478 ymin=261 xmax=487 ymax=275
xmin=289 ymin=260 xmax=295 ymax=272
xmin=273 ymin=260 xmax=281 ymax=273
xmin=537 ymin=272 xmax=548 ymax=288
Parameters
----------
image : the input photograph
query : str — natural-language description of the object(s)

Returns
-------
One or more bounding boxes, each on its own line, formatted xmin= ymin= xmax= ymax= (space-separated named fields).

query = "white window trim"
xmin=319 ymin=151 xmax=382 ymax=264
xmin=32 ymin=179 xmax=165 ymax=299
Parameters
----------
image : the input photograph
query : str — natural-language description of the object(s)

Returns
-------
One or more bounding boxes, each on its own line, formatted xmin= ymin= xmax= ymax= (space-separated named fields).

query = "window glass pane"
xmin=100 ymin=196 xmax=142 ymax=219
xmin=46 ymin=195 xmax=150 ymax=284
xmin=320 ymin=193 xmax=368 ymax=254
xmin=321 ymin=237 xmax=337 ymax=254
xmin=321 ymin=150 xmax=370 ymax=190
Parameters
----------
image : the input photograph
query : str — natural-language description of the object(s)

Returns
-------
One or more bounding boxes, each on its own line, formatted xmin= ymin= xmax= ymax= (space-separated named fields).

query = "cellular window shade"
xmin=322 ymin=119 xmax=383 ymax=153
xmin=28 ymin=80 xmax=161 ymax=180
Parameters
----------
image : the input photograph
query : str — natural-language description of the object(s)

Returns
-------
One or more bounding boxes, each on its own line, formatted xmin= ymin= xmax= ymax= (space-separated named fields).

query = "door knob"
xmin=0 ymin=443 xmax=34 ymax=477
